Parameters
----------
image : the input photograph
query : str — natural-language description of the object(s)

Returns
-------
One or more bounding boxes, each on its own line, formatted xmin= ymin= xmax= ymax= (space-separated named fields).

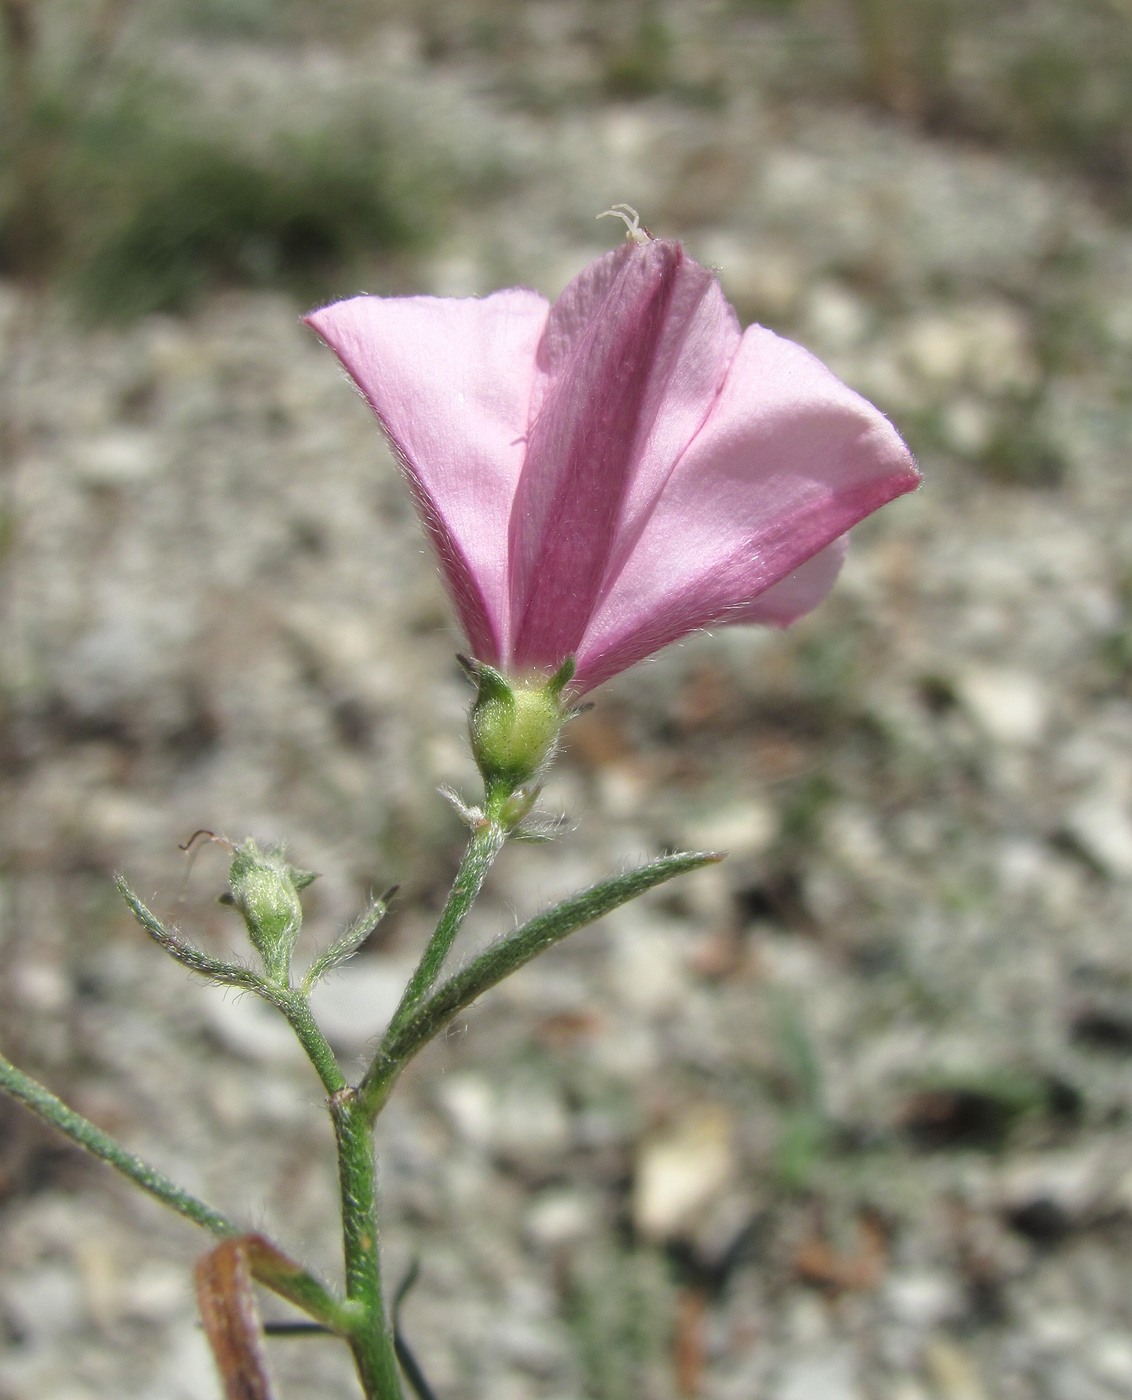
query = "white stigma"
xmin=596 ymin=203 xmax=653 ymax=245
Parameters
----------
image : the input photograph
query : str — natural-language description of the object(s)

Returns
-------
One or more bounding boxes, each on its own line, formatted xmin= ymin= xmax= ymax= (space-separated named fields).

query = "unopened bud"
xmin=228 ymin=840 xmax=314 ymax=984
xmin=464 ymin=657 xmax=575 ymax=819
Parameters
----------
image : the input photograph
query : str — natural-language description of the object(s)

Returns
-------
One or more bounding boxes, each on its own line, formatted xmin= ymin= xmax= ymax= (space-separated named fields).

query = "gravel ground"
xmin=4 ymin=4 xmax=1132 ymax=1399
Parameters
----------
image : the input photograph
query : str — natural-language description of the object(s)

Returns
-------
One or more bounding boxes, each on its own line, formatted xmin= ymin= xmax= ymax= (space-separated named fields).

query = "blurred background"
xmin=3 ymin=1 xmax=1132 ymax=1396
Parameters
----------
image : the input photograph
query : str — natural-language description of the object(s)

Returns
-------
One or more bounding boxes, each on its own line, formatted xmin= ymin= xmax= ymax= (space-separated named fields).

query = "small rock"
xmin=940 ymin=397 xmax=994 ymax=457
xmin=151 ymin=1318 xmax=226 ymax=1400
xmin=696 ymin=233 xmax=803 ymax=318
xmin=633 ymin=1103 xmax=734 ymax=1241
xmin=885 ymin=1271 xmax=960 ymax=1331
xmin=2 ymin=1262 xmax=84 ymax=1344
xmin=608 ymin=913 xmax=688 ymax=1017
xmin=9 ymin=959 xmax=71 ymax=1015
xmin=1089 ymin=1333 xmax=1132 ymax=1388
xmin=900 ymin=303 xmax=1037 ymax=393
xmin=73 ymin=428 xmax=161 ymax=486
xmin=118 ymin=1262 xmax=191 ymax=1324
xmin=1027 ymin=1306 xmax=1087 ymax=1349
xmin=523 ymin=1188 xmax=598 ymax=1250
xmin=953 ymin=665 xmax=1048 ymax=745
xmin=679 ymin=798 xmax=778 ymax=859
xmin=1063 ymin=792 xmax=1132 ymax=879
xmin=495 ymin=1082 xmax=574 ymax=1162
xmin=436 ymin=1073 xmax=573 ymax=1162
xmin=775 ymin=1347 xmax=861 ymax=1400
xmin=923 ymin=1338 xmax=988 ymax=1400
xmin=803 ymin=281 xmax=871 ymax=350
xmin=436 ymin=1072 xmax=495 ymax=1149
xmin=998 ymin=1148 xmax=1103 ymax=1225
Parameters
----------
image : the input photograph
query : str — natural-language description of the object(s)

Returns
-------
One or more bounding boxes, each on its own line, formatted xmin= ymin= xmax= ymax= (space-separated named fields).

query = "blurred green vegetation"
xmin=783 ymin=0 xmax=1132 ymax=215
xmin=767 ymin=994 xmax=831 ymax=1192
xmin=0 ymin=7 xmax=443 ymax=321
xmin=65 ymin=97 xmax=432 ymax=322
xmin=3 ymin=0 xmax=1132 ymax=322
xmin=0 ymin=80 xmax=439 ymax=319
xmin=565 ymin=1243 xmax=672 ymax=1400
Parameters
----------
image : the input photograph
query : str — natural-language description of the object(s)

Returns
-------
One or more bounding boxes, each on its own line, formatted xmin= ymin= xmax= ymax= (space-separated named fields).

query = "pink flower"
xmin=305 ymin=234 xmax=918 ymax=694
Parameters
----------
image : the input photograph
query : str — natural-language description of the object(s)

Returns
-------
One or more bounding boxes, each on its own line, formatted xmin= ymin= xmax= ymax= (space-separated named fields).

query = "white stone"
xmin=117 ymin=1262 xmax=191 ymax=1323
xmin=152 ymin=1318 xmax=227 ymax=1399
xmin=633 ymin=1104 xmax=734 ymax=1240
xmin=954 ymin=665 xmax=1048 ymax=745
xmin=2 ymin=1262 xmax=85 ymax=1344
xmin=523 ymin=1189 xmax=597 ymax=1249
xmin=804 ymin=281 xmax=871 ymax=349
xmin=9 ymin=959 xmax=71 ymax=1014
xmin=884 ymin=1271 xmax=960 ymax=1330
xmin=494 ymin=1081 xmax=573 ymax=1159
xmin=923 ymin=1338 xmax=988 ymax=1400
xmin=436 ymin=1072 xmax=496 ymax=1148
xmin=696 ymin=232 xmax=804 ymax=317
xmin=940 ymin=396 xmax=994 ymax=457
xmin=73 ymin=428 xmax=160 ymax=486
xmin=1064 ymin=792 xmax=1132 ymax=879
xmin=774 ymin=1348 xmax=861 ymax=1400
xmin=900 ymin=303 xmax=1037 ymax=392
xmin=1090 ymin=1334 xmax=1132 ymax=1387
xmin=608 ymin=913 xmax=688 ymax=1017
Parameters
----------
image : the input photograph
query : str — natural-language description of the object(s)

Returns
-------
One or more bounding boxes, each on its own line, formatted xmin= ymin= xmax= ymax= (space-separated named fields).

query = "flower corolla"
xmin=306 ymin=230 xmax=918 ymax=693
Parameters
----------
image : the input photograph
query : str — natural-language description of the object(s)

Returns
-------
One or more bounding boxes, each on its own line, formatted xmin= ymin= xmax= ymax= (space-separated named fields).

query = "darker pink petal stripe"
xmin=306 ymin=235 xmax=919 ymax=692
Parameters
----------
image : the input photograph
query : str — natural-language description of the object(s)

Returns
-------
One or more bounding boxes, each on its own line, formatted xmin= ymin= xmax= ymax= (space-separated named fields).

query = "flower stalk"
xmin=379 ymin=817 xmax=507 ymax=1056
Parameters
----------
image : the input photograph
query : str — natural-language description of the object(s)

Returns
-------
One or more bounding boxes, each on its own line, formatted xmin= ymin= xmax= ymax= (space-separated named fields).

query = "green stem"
xmin=331 ymin=1087 xmax=405 ymax=1399
xmin=272 ymin=989 xmax=347 ymax=1095
xmin=381 ymin=820 xmax=506 ymax=1048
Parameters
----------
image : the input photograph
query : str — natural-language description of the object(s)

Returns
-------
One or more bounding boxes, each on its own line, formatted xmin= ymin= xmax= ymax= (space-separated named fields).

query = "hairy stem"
xmin=273 ymin=989 xmax=347 ymax=1095
xmin=380 ymin=820 xmax=506 ymax=1050
xmin=331 ymin=1088 xmax=405 ymax=1399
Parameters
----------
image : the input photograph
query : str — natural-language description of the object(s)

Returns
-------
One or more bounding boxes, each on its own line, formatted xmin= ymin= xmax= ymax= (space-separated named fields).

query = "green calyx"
xmin=463 ymin=656 xmax=576 ymax=820
xmin=228 ymin=839 xmax=316 ymax=983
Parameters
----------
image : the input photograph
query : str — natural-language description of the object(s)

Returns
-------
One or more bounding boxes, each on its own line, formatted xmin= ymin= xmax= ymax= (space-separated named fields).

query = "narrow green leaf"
xmin=373 ymin=850 xmax=721 ymax=1088
xmin=0 ymin=1049 xmax=238 ymax=1238
xmin=300 ymin=887 xmax=398 ymax=995
xmin=116 ymin=878 xmax=263 ymax=993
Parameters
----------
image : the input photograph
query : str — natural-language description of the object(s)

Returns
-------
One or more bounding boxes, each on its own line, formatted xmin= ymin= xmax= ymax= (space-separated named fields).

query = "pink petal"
xmin=508 ymin=241 xmax=740 ymax=671
xmin=731 ymin=536 xmax=849 ymax=625
xmin=572 ymin=326 xmax=918 ymax=691
xmin=304 ymin=290 xmax=549 ymax=665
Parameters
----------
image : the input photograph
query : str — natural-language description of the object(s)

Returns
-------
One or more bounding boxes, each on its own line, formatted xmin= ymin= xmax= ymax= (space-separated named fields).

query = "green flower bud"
xmin=228 ymin=840 xmax=314 ymax=984
xmin=465 ymin=657 xmax=575 ymax=818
